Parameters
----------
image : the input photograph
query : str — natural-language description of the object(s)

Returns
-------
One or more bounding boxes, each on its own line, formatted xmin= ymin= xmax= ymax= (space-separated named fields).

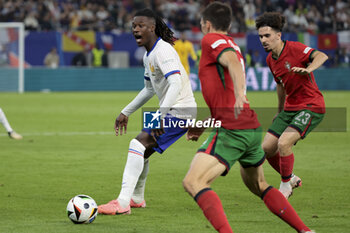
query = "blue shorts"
xmin=142 ymin=116 xmax=188 ymax=154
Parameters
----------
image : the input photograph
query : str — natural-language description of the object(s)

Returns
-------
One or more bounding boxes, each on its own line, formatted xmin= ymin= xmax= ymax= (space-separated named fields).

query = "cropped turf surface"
xmin=0 ymin=91 xmax=349 ymax=233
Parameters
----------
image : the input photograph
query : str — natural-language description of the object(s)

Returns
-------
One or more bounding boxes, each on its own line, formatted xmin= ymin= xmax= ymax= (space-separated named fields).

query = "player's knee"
xmin=252 ymin=180 xmax=269 ymax=197
xmin=258 ymin=181 xmax=270 ymax=196
xmin=135 ymin=133 xmax=157 ymax=149
xmin=261 ymin=142 xmax=269 ymax=153
xmin=182 ymin=175 xmax=198 ymax=196
xmin=277 ymin=139 xmax=291 ymax=153
xmin=182 ymin=177 xmax=192 ymax=193
xmin=262 ymin=142 xmax=275 ymax=157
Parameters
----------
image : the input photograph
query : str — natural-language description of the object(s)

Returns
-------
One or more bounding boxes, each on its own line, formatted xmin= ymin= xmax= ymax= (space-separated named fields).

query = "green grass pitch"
xmin=0 ymin=91 xmax=349 ymax=233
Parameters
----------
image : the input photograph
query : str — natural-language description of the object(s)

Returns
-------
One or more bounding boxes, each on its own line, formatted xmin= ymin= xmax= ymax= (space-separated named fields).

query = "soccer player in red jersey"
xmin=182 ymin=3 xmax=314 ymax=233
xmin=256 ymin=12 xmax=328 ymax=199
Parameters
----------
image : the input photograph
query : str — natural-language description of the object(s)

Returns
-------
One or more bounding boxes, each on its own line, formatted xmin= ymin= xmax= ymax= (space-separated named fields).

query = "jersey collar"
xmin=272 ymin=40 xmax=287 ymax=60
xmin=147 ymin=37 xmax=161 ymax=57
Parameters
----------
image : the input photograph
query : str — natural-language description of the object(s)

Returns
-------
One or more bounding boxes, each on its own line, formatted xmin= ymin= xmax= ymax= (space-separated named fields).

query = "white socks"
xmin=0 ymin=108 xmax=13 ymax=132
xmin=132 ymin=158 xmax=149 ymax=203
xmin=117 ymin=139 xmax=146 ymax=208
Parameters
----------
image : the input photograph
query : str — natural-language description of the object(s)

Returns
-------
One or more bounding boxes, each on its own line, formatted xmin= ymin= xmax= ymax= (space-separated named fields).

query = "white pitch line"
xmin=0 ymin=131 xmax=141 ymax=137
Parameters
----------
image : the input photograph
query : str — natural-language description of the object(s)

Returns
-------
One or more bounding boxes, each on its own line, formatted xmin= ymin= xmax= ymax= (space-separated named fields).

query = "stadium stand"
xmin=0 ymin=0 xmax=349 ymax=68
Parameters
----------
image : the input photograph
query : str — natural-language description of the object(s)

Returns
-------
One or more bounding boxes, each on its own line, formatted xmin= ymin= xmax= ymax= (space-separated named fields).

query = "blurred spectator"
xmin=245 ymin=16 xmax=256 ymax=31
xmin=71 ymin=48 xmax=90 ymax=67
xmin=39 ymin=12 xmax=54 ymax=31
xmin=252 ymin=50 xmax=264 ymax=68
xmin=336 ymin=47 xmax=350 ymax=68
xmin=243 ymin=0 xmax=256 ymax=21
xmin=283 ymin=5 xmax=295 ymax=25
xmin=102 ymin=48 xmax=109 ymax=67
xmin=264 ymin=0 xmax=275 ymax=12
xmin=44 ymin=47 xmax=59 ymax=68
xmin=336 ymin=8 xmax=349 ymax=31
xmin=92 ymin=44 xmax=104 ymax=67
xmin=1 ymin=0 xmax=348 ymax=35
xmin=0 ymin=0 xmax=349 ymax=68
xmin=24 ymin=11 xmax=39 ymax=31
xmin=173 ymin=31 xmax=197 ymax=74
xmin=69 ymin=10 xmax=81 ymax=30
xmin=245 ymin=49 xmax=253 ymax=67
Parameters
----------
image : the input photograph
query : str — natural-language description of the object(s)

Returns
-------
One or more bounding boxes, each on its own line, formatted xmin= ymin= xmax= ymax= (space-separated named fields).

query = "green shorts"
xmin=198 ymin=127 xmax=265 ymax=176
xmin=268 ymin=110 xmax=324 ymax=139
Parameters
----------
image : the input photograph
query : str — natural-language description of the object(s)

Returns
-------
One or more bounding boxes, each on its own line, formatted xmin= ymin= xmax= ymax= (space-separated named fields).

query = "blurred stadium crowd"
xmin=0 ymin=0 xmax=349 ymax=33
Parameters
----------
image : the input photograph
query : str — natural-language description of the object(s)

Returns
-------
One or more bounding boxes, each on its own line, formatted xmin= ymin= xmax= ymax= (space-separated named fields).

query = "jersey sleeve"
xmin=143 ymin=54 xmax=150 ymax=81
xmin=155 ymin=46 xmax=181 ymax=78
xmin=202 ymin=34 xmax=235 ymax=63
xmin=292 ymin=41 xmax=315 ymax=64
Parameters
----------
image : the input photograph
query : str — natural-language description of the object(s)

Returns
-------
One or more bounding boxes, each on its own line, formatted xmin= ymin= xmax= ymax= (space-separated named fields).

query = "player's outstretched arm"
xmin=121 ymin=80 xmax=155 ymax=117
xmin=115 ymin=80 xmax=154 ymax=136
xmin=114 ymin=113 xmax=128 ymax=136
xmin=291 ymin=50 xmax=328 ymax=75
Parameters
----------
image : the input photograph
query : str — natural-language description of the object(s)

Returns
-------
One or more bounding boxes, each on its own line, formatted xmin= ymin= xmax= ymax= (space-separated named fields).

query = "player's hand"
xmin=186 ymin=126 xmax=206 ymax=141
xmin=291 ymin=67 xmax=310 ymax=75
xmin=150 ymin=119 xmax=165 ymax=139
xmin=115 ymin=113 xmax=128 ymax=136
xmin=234 ymin=95 xmax=249 ymax=119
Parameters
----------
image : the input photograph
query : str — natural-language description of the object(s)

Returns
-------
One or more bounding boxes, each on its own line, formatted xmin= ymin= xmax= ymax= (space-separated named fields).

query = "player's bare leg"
xmin=262 ymin=132 xmax=279 ymax=172
xmin=278 ymin=127 xmax=301 ymax=198
xmin=262 ymin=129 xmax=302 ymax=198
xmin=240 ymin=165 xmax=311 ymax=233
xmin=183 ymin=153 xmax=233 ymax=233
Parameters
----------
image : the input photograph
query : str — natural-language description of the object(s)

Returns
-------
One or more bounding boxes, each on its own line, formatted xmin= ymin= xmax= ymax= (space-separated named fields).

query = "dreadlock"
xmin=134 ymin=8 xmax=175 ymax=45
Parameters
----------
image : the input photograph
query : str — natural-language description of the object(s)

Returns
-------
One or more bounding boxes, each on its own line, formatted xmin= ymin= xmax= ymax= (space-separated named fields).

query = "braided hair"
xmin=134 ymin=8 xmax=175 ymax=45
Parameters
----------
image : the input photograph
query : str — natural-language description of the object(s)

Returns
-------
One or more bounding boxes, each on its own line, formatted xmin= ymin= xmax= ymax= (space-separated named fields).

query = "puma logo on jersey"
xmin=303 ymin=47 xmax=311 ymax=54
xmin=211 ymin=39 xmax=227 ymax=49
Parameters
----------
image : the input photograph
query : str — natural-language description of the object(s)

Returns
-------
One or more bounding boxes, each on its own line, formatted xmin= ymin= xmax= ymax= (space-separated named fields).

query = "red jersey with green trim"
xmin=267 ymin=41 xmax=325 ymax=113
xmin=198 ymin=33 xmax=260 ymax=130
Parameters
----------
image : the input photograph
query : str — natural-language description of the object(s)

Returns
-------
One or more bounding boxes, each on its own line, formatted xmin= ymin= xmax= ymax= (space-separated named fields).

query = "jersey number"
xmin=295 ymin=111 xmax=311 ymax=125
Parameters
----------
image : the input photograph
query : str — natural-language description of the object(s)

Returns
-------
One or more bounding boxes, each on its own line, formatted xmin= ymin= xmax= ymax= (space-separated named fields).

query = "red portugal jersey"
xmin=267 ymin=41 xmax=325 ymax=113
xmin=198 ymin=33 xmax=260 ymax=130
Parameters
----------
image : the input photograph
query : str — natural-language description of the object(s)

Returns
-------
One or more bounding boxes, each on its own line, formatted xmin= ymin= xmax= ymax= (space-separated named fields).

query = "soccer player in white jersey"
xmin=0 ymin=107 xmax=22 ymax=140
xmin=98 ymin=8 xmax=197 ymax=215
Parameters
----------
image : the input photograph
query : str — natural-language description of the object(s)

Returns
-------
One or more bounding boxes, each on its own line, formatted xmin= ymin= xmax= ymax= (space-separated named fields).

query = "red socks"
xmin=194 ymin=186 xmax=311 ymax=233
xmin=267 ymin=152 xmax=295 ymax=182
xmin=262 ymin=186 xmax=310 ymax=232
xmin=266 ymin=152 xmax=281 ymax=173
xmin=195 ymin=188 xmax=233 ymax=233
xmin=280 ymin=153 xmax=294 ymax=182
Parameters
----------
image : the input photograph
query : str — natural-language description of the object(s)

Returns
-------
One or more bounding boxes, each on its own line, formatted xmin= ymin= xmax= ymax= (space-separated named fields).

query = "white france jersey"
xmin=143 ymin=38 xmax=196 ymax=110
